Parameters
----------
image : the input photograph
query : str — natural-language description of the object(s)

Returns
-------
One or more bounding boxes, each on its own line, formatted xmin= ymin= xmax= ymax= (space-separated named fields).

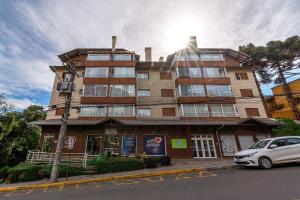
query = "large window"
xmin=177 ymin=67 xmax=201 ymax=78
xmin=80 ymin=105 xmax=106 ymax=117
xmin=112 ymin=67 xmax=135 ymax=78
xmin=138 ymin=90 xmax=150 ymax=97
xmin=206 ymin=85 xmax=232 ymax=96
xmin=177 ymin=54 xmax=199 ymax=61
xmin=112 ymin=54 xmax=133 ymax=61
xmin=137 ymin=73 xmax=149 ymax=79
xmin=203 ymin=67 xmax=226 ymax=78
xmin=110 ymin=85 xmax=135 ymax=96
xmin=181 ymin=104 xmax=209 ymax=117
xmin=200 ymin=54 xmax=224 ymax=61
xmin=108 ymin=105 xmax=135 ymax=117
xmin=137 ymin=108 xmax=151 ymax=117
xmin=85 ymin=67 xmax=109 ymax=78
xmin=83 ymin=85 xmax=108 ymax=96
xmin=86 ymin=135 xmax=102 ymax=155
xmin=178 ymin=85 xmax=205 ymax=96
xmin=87 ymin=54 xmax=110 ymax=61
xmin=210 ymin=104 xmax=236 ymax=117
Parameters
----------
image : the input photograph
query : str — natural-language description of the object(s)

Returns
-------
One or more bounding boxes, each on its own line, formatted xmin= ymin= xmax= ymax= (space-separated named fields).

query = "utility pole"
xmin=50 ymin=59 xmax=78 ymax=182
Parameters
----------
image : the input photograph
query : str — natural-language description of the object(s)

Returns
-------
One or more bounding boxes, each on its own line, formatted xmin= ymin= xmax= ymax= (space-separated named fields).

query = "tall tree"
xmin=239 ymin=35 xmax=300 ymax=119
xmin=0 ymin=97 xmax=46 ymax=167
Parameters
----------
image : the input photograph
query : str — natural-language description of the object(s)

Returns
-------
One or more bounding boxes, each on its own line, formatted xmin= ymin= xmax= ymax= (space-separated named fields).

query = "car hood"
xmin=234 ymin=149 xmax=260 ymax=156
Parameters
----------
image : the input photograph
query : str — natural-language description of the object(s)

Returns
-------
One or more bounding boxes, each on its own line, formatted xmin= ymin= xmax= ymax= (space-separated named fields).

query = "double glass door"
xmin=191 ymin=135 xmax=216 ymax=158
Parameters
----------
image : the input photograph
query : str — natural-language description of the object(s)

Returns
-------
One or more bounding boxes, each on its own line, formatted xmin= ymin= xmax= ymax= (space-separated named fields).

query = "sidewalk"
xmin=0 ymin=159 xmax=236 ymax=191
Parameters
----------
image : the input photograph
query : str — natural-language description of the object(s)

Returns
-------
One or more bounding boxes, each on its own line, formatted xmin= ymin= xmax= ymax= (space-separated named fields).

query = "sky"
xmin=0 ymin=0 xmax=300 ymax=110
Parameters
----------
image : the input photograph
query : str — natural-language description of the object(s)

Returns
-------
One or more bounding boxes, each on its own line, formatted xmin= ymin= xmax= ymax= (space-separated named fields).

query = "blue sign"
xmin=121 ymin=135 xmax=136 ymax=156
xmin=144 ymin=135 xmax=165 ymax=156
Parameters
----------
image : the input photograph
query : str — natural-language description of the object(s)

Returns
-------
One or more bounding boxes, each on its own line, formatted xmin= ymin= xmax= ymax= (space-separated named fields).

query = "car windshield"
xmin=249 ymin=140 xmax=271 ymax=149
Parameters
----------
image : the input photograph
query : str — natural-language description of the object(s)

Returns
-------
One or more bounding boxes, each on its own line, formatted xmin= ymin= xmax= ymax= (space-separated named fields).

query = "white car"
xmin=234 ymin=136 xmax=300 ymax=169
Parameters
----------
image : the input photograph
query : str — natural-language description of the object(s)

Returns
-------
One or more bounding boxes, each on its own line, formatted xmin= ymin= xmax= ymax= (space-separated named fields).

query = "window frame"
xmin=137 ymin=108 xmax=151 ymax=117
xmin=112 ymin=67 xmax=135 ymax=78
xmin=87 ymin=54 xmax=111 ymax=61
xmin=203 ymin=67 xmax=227 ymax=78
xmin=110 ymin=84 xmax=136 ymax=97
xmin=180 ymin=104 xmax=209 ymax=117
xmin=85 ymin=67 xmax=109 ymax=78
xmin=137 ymin=72 xmax=149 ymax=79
xmin=137 ymin=89 xmax=151 ymax=97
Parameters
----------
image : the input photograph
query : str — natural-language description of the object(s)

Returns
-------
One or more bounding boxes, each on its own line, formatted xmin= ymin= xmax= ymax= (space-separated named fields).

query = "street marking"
xmin=4 ymin=191 xmax=13 ymax=197
xmin=25 ymin=189 xmax=34 ymax=194
xmin=142 ymin=176 xmax=164 ymax=182
xmin=111 ymin=179 xmax=139 ymax=185
xmin=175 ymin=173 xmax=192 ymax=180
xmin=43 ymin=187 xmax=49 ymax=192
xmin=197 ymin=171 xmax=217 ymax=177
xmin=58 ymin=185 xmax=65 ymax=191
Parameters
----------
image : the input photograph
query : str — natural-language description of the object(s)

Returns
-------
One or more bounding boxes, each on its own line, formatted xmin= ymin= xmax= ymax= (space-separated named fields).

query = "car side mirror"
xmin=269 ymin=144 xmax=278 ymax=149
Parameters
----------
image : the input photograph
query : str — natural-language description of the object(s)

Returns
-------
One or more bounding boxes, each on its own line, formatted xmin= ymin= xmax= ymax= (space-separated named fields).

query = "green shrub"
xmin=95 ymin=158 xmax=144 ymax=174
xmin=58 ymin=165 xmax=84 ymax=177
xmin=8 ymin=162 xmax=42 ymax=183
xmin=0 ymin=166 xmax=10 ymax=183
xmin=144 ymin=157 xmax=157 ymax=168
xmin=160 ymin=156 xmax=171 ymax=166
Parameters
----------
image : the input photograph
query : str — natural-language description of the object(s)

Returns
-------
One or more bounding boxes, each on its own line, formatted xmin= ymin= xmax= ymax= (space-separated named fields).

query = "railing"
xmin=26 ymin=150 xmax=98 ymax=168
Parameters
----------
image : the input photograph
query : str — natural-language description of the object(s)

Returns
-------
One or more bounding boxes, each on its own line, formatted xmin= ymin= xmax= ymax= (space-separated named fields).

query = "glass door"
xmin=191 ymin=135 xmax=217 ymax=158
xmin=86 ymin=135 xmax=102 ymax=155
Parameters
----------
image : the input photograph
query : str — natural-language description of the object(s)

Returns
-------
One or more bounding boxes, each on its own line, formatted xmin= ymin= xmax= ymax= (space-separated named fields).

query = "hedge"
xmin=8 ymin=162 xmax=42 ymax=183
xmin=95 ymin=158 xmax=144 ymax=174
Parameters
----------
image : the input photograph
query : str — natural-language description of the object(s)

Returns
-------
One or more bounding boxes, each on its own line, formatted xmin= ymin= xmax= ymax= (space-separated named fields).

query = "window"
xmin=55 ymin=108 xmax=65 ymax=116
xmin=137 ymin=108 xmax=151 ymax=117
xmin=83 ymin=85 xmax=108 ymax=96
xmin=138 ymin=90 xmax=150 ymax=97
xmin=85 ymin=67 xmax=109 ymax=78
xmin=245 ymin=108 xmax=260 ymax=117
xmin=269 ymin=139 xmax=287 ymax=148
xmin=240 ymin=89 xmax=254 ymax=97
xmin=160 ymin=72 xmax=172 ymax=80
xmin=177 ymin=54 xmax=199 ymax=61
xmin=80 ymin=105 xmax=106 ymax=117
xmin=287 ymin=138 xmax=300 ymax=145
xmin=42 ymin=135 xmax=54 ymax=152
xmin=108 ymin=105 xmax=135 ymax=117
xmin=200 ymin=54 xmax=224 ymax=61
xmin=86 ymin=135 xmax=102 ymax=155
xmin=112 ymin=67 xmax=135 ymax=78
xmin=162 ymin=108 xmax=176 ymax=117
xmin=161 ymin=89 xmax=174 ymax=97
xmin=80 ymin=105 xmax=135 ymax=117
xmin=206 ymin=85 xmax=232 ymax=96
xmin=112 ymin=54 xmax=133 ymax=61
xmin=181 ymin=104 xmax=209 ymax=117
xmin=177 ymin=67 xmax=201 ymax=78
xmin=110 ymin=85 xmax=135 ymax=96
xmin=203 ymin=67 xmax=226 ymax=78
xmin=87 ymin=54 xmax=110 ymax=61
xmin=235 ymin=72 xmax=248 ymax=80
xmin=137 ymin=73 xmax=149 ymax=79
xmin=179 ymin=85 xmax=205 ymax=96
xmin=210 ymin=104 xmax=236 ymax=117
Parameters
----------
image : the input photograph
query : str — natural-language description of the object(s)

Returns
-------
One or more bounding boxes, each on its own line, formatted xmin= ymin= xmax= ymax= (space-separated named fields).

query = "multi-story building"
xmin=33 ymin=36 xmax=278 ymax=159
xmin=266 ymin=78 xmax=300 ymax=119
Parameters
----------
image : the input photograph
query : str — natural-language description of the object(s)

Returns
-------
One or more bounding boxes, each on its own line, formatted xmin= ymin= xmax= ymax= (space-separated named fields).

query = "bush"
xmin=143 ymin=157 xmax=157 ymax=168
xmin=160 ymin=156 xmax=171 ymax=166
xmin=0 ymin=166 xmax=10 ymax=183
xmin=58 ymin=165 xmax=84 ymax=177
xmin=95 ymin=158 xmax=144 ymax=174
xmin=8 ymin=162 xmax=42 ymax=183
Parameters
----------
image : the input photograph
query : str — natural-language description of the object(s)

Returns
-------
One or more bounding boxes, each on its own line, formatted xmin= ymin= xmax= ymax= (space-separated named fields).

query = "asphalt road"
xmin=1 ymin=165 xmax=300 ymax=200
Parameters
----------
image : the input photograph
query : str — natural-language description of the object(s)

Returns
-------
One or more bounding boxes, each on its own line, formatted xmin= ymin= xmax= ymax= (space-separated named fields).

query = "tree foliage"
xmin=0 ymin=95 xmax=46 ymax=167
xmin=273 ymin=118 xmax=300 ymax=136
xmin=239 ymin=35 xmax=300 ymax=119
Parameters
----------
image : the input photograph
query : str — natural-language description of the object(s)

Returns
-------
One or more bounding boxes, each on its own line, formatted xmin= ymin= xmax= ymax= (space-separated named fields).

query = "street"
xmin=1 ymin=164 xmax=300 ymax=200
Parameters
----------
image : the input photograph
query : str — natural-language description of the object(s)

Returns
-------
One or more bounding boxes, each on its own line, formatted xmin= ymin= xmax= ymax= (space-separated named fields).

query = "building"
xmin=266 ymin=78 xmax=300 ymax=119
xmin=32 ymin=36 xmax=279 ymax=160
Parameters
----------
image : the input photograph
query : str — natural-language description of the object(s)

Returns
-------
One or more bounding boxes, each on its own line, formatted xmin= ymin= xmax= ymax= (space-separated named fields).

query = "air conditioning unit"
xmin=56 ymin=81 xmax=76 ymax=95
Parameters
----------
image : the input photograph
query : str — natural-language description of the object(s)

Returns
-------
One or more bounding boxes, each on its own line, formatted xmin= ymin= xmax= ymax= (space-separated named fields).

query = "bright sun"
xmin=163 ymin=18 xmax=203 ymax=52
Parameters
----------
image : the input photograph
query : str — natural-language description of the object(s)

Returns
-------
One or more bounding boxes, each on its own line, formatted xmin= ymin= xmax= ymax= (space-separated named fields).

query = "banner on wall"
xmin=121 ymin=135 xmax=137 ymax=156
xmin=144 ymin=135 xmax=165 ymax=156
xmin=171 ymin=139 xmax=187 ymax=149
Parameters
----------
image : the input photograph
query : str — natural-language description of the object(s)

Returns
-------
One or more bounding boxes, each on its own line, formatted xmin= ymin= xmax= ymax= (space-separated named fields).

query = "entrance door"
xmin=220 ymin=134 xmax=237 ymax=156
xmin=239 ymin=135 xmax=254 ymax=150
xmin=191 ymin=135 xmax=216 ymax=158
xmin=86 ymin=135 xmax=102 ymax=155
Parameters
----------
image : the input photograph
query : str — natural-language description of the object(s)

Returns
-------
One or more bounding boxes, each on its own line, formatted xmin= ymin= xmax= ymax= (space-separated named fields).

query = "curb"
xmin=0 ymin=168 xmax=205 ymax=192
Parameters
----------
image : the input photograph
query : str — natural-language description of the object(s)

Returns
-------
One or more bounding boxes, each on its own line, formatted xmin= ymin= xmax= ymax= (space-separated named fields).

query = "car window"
xmin=287 ymin=138 xmax=300 ymax=145
xmin=249 ymin=140 xmax=271 ymax=149
xmin=269 ymin=139 xmax=287 ymax=148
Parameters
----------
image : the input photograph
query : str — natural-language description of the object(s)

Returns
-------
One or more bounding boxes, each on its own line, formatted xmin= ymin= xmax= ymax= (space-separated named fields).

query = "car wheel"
xmin=259 ymin=157 xmax=273 ymax=169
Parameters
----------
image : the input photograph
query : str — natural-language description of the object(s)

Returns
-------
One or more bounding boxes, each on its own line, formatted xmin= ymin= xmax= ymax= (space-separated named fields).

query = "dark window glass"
xmin=270 ymin=139 xmax=287 ymax=148
xmin=287 ymin=138 xmax=300 ymax=145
